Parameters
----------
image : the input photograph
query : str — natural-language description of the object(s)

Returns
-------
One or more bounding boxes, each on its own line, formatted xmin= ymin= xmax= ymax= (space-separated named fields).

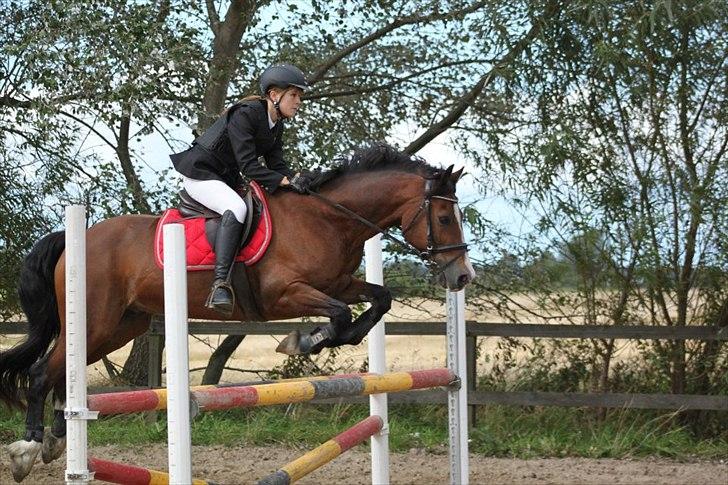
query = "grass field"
xmin=1 ymin=403 xmax=725 ymax=460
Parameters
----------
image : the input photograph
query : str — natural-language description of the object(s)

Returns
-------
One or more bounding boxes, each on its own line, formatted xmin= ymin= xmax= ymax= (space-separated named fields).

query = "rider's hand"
xmin=289 ymin=172 xmax=312 ymax=194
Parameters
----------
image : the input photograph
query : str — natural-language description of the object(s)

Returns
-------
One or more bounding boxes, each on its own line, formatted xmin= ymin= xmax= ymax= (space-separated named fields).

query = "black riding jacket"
xmin=170 ymin=99 xmax=295 ymax=193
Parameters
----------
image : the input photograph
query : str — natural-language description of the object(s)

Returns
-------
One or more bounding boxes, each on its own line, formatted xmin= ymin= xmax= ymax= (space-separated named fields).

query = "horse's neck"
xmin=322 ymin=172 xmax=422 ymax=241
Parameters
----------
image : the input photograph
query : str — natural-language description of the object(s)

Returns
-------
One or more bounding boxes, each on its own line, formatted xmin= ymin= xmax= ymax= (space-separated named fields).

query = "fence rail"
xmin=3 ymin=321 xmax=726 ymax=340
xmin=2 ymin=320 xmax=726 ymax=414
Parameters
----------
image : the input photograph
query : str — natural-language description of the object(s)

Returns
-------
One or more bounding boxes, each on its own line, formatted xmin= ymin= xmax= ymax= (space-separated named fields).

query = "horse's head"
xmin=401 ymin=165 xmax=476 ymax=291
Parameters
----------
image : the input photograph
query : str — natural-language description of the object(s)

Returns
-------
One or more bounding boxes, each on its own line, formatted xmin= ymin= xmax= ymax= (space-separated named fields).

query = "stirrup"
xmin=205 ymin=280 xmax=235 ymax=316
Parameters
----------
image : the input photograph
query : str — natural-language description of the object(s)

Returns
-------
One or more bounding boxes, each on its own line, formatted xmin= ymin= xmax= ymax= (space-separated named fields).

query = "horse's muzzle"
xmin=439 ymin=253 xmax=476 ymax=291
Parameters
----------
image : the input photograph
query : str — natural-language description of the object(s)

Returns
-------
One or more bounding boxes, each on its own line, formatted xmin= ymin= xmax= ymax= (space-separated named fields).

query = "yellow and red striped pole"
xmin=88 ymin=457 xmax=212 ymax=485
xmin=257 ymin=415 xmax=384 ymax=485
xmin=88 ymin=369 xmax=455 ymax=415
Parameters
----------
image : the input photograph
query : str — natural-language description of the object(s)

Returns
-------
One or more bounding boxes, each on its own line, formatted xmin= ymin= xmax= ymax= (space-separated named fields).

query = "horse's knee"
xmin=330 ymin=301 xmax=352 ymax=326
xmin=372 ymin=286 xmax=392 ymax=312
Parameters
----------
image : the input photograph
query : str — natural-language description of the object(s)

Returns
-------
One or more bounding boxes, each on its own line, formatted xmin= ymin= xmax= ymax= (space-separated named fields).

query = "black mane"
xmin=310 ymin=143 xmax=439 ymax=189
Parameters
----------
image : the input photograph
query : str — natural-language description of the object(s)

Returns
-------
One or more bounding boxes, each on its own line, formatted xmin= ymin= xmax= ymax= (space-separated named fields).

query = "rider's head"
xmin=260 ymin=64 xmax=309 ymax=121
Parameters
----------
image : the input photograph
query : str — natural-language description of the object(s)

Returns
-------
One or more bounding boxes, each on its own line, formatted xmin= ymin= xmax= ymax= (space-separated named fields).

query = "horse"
xmin=0 ymin=143 xmax=475 ymax=482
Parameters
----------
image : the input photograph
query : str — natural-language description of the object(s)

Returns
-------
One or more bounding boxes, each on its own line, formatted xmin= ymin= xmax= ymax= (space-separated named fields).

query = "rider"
xmin=170 ymin=63 xmax=313 ymax=316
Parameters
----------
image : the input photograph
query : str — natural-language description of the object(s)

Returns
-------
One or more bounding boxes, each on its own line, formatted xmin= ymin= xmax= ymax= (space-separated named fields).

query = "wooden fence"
xmin=2 ymin=320 xmax=727 ymax=418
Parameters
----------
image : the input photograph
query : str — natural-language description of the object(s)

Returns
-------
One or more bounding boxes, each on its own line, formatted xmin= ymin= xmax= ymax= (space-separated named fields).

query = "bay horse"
xmin=0 ymin=144 xmax=474 ymax=482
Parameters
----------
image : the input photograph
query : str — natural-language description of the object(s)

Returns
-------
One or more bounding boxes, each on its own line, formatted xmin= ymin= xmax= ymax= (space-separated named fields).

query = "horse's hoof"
xmin=276 ymin=330 xmax=306 ymax=355
xmin=6 ymin=439 xmax=42 ymax=482
xmin=41 ymin=428 xmax=65 ymax=464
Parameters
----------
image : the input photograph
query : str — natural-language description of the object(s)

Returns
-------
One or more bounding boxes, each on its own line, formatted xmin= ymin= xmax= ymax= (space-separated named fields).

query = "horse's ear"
xmin=451 ymin=167 xmax=464 ymax=183
xmin=443 ymin=165 xmax=454 ymax=179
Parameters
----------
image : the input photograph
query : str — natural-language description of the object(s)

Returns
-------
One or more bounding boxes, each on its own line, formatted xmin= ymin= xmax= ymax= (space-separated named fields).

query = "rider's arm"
xmin=228 ymin=108 xmax=286 ymax=193
xmin=264 ymin=126 xmax=296 ymax=180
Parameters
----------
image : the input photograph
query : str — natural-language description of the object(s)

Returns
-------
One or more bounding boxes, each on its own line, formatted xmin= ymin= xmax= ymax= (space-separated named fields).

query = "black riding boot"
xmin=205 ymin=210 xmax=244 ymax=316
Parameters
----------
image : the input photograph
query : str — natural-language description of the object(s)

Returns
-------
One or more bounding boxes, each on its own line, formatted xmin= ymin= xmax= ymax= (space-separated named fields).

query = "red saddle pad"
xmin=154 ymin=181 xmax=272 ymax=271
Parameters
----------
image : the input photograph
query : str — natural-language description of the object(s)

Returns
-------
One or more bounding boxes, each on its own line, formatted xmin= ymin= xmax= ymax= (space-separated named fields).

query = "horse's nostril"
xmin=458 ymin=274 xmax=470 ymax=287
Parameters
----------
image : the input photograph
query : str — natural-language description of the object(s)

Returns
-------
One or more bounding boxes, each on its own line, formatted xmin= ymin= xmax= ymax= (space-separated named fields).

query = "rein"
xmin=307 ymin=180 xmax=468 ymax=274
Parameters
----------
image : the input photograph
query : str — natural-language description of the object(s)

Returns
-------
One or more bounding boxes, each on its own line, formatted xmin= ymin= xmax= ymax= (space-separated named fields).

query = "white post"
xmin=365 ymin=234 xmax=389 ymax=484
xmin=65 ymin=205 xmax=96 ymax=485
xmin=446 ymin=289 xmax=469 ymax=485
xmin=163 ymin=224 xmax=192 ymax=484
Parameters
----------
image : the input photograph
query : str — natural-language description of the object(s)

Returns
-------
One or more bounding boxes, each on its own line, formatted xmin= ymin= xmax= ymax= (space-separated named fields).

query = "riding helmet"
xmin=259 ymin=64 xmax=310 ymax=95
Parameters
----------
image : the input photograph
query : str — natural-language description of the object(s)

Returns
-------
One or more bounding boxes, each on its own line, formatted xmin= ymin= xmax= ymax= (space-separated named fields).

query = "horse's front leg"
xmin=335 ymin=277 xmax=392 ymax=346
xmin=274 ymin=282 xmax=352 ymax=355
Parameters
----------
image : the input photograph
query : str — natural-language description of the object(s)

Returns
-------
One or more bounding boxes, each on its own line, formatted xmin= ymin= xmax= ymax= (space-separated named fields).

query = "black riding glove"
xmin=289 ymin=173 xmax=312 ymax=194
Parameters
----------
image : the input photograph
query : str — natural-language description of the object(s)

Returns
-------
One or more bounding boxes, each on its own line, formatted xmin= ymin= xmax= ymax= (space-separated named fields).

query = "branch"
xmin=0 ymin=93 xmax=82 ymax=109
xmin=308 ymin=1 xmax=489 ymax=85
xmin=304 ymin=59 xmax=494 ymax=101
xmin=405 ymin=1 xmax=562 ymax=154
xmin=206 ymin=0 xmax=221 ymax=35
xmin=156 ymin=0 xmax=171 ymax=24
xmin=2 ymin=125 xmax=99 ymax=180
xmin=0 ymin=95 xmax=32 ymax=108
xmin=116 ymin=103 xmax=151 ymax=213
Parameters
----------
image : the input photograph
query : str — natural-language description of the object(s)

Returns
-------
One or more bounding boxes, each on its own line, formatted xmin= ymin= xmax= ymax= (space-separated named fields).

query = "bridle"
xmin=307 ymin=178 xmax=469 ymax=274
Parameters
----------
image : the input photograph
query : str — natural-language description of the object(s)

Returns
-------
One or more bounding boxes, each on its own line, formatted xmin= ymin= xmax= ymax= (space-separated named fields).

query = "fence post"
xmin=64 ymin=205 xmax=97 ymax=485
xmin=466 ymin=329 xmax=477 ymax=429
xmin=147 ymin=317 xmax=164 ymax=389
xmin=163 ymin=224 xmax=192 ymax=484
xmin=365 ymin=235 xmax=389 ymax=485
xmin=446 ymin=289 xmax=469 ymax=485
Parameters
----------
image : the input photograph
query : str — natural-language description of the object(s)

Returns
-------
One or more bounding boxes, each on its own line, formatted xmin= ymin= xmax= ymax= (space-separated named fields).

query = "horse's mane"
xmin=310 ymin=143 xmax=439 ymax=190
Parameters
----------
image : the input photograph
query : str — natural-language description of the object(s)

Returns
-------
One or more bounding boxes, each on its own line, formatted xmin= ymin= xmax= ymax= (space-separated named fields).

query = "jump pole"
xmin=257 ymin=415 xmax=384 ymax=485
xmin=364 ymin=234 xmax=389 ymax=484
xmin=163 ymin=223 xmax=192 ymax=484
xmin=87 ymin=369 xmax=456 ymax=415
xmin=64 ymin=205 xmax=97 ymax=485
xmin=88 ymin=457 xmax=212 ymax=485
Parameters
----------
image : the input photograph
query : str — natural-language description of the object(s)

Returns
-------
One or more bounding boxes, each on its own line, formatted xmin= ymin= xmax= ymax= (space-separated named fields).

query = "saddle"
xmin=177 ymin=185 xmax=263 ymax=250
xmin=174 ymin=184 xmax=266 ymax=321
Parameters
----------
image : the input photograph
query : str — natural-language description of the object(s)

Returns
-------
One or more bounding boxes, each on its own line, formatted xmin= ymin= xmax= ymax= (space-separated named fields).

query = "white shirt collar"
xmin=267 ymin=111 xmax=276 ymax=129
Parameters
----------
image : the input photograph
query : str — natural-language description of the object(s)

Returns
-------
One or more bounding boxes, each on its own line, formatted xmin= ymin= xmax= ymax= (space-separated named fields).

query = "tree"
xmin=467 ymin=0 xmax=727 ymax=397
xmin=1 ymin=0 xmax=565 ymax=383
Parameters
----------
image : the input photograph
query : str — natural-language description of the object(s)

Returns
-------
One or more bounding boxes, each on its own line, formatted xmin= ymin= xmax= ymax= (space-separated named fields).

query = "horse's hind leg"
xmin=40 ymin=310 xmax=152 ymax=466
xmin=41 ymin=384 xmax=66 ymax=465
xmin=6 ymin=354 xmax=52 ymax=482
xmin=8 ymin=290 xmax=129 ymax=481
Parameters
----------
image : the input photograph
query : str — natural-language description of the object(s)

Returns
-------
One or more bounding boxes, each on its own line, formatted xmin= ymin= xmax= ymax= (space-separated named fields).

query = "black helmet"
xmin=259 ymin=64 xmax=310 ymax=95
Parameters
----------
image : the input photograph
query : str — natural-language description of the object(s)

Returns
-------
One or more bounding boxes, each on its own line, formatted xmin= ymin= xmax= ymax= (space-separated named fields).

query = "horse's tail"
xmin=0 ymin=231 xmax=65 ymax=409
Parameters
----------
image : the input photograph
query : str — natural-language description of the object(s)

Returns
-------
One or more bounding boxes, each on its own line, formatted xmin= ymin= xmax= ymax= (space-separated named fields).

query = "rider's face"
xmin=277 ymin=88 xmax=303 ymax=118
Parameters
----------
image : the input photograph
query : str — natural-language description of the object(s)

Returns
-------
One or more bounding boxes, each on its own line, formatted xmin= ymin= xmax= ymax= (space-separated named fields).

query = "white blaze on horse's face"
xmin=432 ymin=197 xmax=475 ymax=291
xmin=453 ymin=203 xmax=477 ymax=282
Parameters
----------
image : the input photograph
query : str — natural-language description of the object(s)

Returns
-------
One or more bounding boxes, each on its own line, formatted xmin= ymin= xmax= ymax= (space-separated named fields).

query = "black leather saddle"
xmin=177 ymin=186 xmax=263 ymax=250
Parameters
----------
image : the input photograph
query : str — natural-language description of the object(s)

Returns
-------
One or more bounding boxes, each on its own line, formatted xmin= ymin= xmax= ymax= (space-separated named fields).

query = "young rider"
xmin=170 ymin=64 xmax=313 ymax=315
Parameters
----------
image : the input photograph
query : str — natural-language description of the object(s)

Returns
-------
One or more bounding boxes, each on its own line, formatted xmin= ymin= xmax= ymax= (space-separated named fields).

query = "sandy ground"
xmin=1 ymin=444 xmax=726 ymax=484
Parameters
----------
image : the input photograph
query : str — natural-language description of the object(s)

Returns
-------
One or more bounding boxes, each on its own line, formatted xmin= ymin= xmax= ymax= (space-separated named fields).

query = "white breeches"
xmin=182 ymin=177 xmax=247 ymax=223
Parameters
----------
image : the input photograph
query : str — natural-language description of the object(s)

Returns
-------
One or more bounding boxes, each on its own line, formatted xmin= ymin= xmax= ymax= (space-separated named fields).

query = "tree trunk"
xmin=198 ymin=0 xmax=258 ymax=133
xmin=120 ymin=333 xmax=152 ymax=386
xmin=201 ymin=335 xmax=246 ymax=385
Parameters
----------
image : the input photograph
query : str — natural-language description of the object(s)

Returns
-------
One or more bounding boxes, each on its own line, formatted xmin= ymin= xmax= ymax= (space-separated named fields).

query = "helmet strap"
xmin=268 ymin=88 xmax=293 ymax=121
xmin=272 ymin=99 xmax=286 ymax=120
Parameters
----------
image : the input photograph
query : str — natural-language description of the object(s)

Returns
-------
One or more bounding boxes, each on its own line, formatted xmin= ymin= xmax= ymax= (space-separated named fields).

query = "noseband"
xmin=308 ymin=178 xmax=468 ymax=274
xmin=400 ymin=179 xmax=469 ymax=272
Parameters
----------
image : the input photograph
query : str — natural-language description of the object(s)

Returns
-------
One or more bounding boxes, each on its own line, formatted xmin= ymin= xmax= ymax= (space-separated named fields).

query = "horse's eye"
xmin=439 ymin=216 xmax=452 ymax=225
